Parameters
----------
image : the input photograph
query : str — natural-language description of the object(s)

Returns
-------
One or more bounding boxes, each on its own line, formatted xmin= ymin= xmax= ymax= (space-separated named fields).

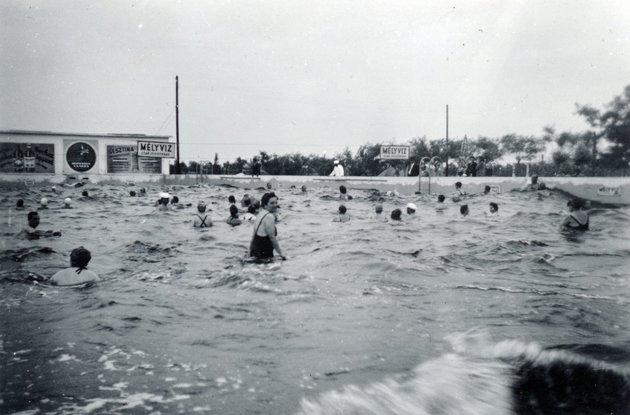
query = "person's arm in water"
xmin=263 ymin=214 xmax=286 ymax=260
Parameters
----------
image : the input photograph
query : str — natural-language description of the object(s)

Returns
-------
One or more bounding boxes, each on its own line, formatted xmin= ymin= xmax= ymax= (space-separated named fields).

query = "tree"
xmin=500 ymin=134 xmax=544 ymax=167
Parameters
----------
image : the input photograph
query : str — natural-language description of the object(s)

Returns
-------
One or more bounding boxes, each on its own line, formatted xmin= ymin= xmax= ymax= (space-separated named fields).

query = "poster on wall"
xmin=0 ymin=143 xmax=55 ymax=173
xmin=107 ymin=145 xmax=162 ymax=174
xmin=64 ymin=140 xmax=98 ymax=172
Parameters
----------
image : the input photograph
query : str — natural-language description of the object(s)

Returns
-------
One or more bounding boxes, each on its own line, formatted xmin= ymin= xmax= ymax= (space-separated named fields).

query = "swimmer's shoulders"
xmin=50 ymin=268 xmax=99 ymax=286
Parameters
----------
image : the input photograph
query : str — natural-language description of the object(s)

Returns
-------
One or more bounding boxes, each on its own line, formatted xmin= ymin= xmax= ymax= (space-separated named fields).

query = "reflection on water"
xmin=1 ymin=183 xmax=629 ymax=414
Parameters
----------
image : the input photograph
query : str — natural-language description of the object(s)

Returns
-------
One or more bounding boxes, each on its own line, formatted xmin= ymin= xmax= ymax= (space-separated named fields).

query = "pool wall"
xmin=1 ymin=173 xmax=628 ymax=205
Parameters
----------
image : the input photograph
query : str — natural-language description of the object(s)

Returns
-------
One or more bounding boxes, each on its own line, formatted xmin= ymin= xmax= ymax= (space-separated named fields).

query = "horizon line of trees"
xmin=171 ymin=85 xmax=630 ymax=177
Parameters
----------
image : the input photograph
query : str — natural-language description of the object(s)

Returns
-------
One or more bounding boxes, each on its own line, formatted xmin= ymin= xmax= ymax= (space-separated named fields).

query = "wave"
xmin=298 ymin=331 xmax=630 ymax=415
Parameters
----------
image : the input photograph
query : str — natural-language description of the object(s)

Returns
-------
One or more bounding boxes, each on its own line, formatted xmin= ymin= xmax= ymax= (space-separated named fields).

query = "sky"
xmin=1 ymin=0 xmax=630 ymax=163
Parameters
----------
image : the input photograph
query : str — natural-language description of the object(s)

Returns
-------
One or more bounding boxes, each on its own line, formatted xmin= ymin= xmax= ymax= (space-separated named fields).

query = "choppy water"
xmin=1 ymin=182 xmax=629 ymax=415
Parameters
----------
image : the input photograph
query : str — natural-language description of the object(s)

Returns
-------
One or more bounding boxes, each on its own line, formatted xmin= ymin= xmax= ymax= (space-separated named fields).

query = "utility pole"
xmin=445 ymin=104 xmax=449 ymax=177
xmin=175 ymin=76 xmax=181 ymax=174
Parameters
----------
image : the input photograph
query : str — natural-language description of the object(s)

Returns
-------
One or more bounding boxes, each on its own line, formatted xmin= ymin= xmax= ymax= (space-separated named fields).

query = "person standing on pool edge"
xmin=329 ymin=159 xmax=344 ymax=177
xmin=249 ymin=192 xmax=286 ymax=261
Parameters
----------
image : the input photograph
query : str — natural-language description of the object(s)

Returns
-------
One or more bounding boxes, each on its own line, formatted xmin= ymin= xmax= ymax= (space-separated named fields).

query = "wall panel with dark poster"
xmin=0 ymin=143 xmax=55 ymax=173
xmin=107 ymin=145 xmax=162 ymax=173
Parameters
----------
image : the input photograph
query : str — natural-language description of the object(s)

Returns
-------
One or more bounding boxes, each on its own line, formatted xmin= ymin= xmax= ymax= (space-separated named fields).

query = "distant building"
xmin=0 ymin=130 xmax=172 ymax=175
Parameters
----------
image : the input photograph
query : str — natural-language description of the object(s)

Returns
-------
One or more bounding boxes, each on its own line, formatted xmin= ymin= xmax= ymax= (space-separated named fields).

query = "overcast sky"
xmin=1 ymin=0 xmax=629 ymax=163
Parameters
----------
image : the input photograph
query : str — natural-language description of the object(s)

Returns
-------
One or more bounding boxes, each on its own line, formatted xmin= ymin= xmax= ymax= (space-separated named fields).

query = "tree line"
xmin=171 ymin=85 xmax=630 ymax=177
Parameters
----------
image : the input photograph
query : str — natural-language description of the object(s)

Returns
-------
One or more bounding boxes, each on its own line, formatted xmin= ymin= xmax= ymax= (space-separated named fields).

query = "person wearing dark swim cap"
xmin=50 ymin=247 xmax=99 ymax=286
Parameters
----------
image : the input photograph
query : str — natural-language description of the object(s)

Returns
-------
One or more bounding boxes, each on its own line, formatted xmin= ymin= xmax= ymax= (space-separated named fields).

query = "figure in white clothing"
xmin=329 ymin=160 xmax=344 ymax=177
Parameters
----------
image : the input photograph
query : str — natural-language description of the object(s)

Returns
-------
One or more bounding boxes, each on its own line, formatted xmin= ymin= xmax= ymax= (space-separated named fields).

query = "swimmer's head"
xmin=460 ymin=204 xmax=469 ymax=216
xmin=338 ymin=205 xmax=347 ymax=214
xmin=27 ymin=211 xmax=40 ymax=228
xmin=52 ymin=186 xmax=57 ymax=192
xmin=484 ymin=185 xmax=491 ymax=194
xmin=339 ymin=185 xmax=347 ymax=194
xmin=375 ymin=203 xmax=383 ymax=214
xmin=129 ymin=190 xmax=136 ymax=197
xmin=16 ymin=199 xmax=24 ymax=208
xmin=171 ymin=196 xmax=179 ymax=204
xmin=261 ymin=192 xmax=278 ymax=210
xmin=229 ymin=204 xmax=239 ymax=218
xmin=406 ymin=203 xmax=417 ymax=214
xmin=242 ymin=195 xmax=251 ymax=206
xmin=266 ymin=182 xmax=273 ymax=189
xmin=437 ymin=195 xmax=445 ymax=203
xmin=568 ymin=198 xmax=585 ymax=210
xmin=301 ymin=185 xmax=307 ymax=193
xmin=140 ymin=188 xmax=146 ymax=194
xmin=228 ymin=195 xmax=236 ymax=204
xmin=82 ymin=190 xmax=89 ymax=197
xmin=70 ymin=246 xmax=91 ymax=269
xmin=40 ymin=197 xmax=48 ymax=206
xmin=489 ymin=202 xmax=498 ymax=213
xmin=64 ymin=197 xmax=72 ymax=207
xmin=197 ymin=201 xmax=207 ymax=213
xmin=455 ymin=182 xmax=462 ymax=189
xmin=390 ymin=208 xmax=402 ymax=221
xmin=334 ymin=159 xmax=339 ymax=165
xmin=159 ymin=192 xmax=170 ymax=204
xmin=531 ymin=175 xmax=539 ymax=184
xmin=247 ymin=205 xmax=257 ymax=214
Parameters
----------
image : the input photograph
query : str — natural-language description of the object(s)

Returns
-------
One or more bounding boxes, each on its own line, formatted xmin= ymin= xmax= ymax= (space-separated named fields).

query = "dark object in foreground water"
xmin=512 ymin=359 xmax=630 ymax=415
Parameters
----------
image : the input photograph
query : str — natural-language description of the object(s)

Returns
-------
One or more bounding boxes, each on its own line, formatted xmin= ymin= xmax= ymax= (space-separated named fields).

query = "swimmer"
xmin=193 ymin=202 xmax=212 ymax=228
xmin=249 ymin=192 xmax=286 ymax=260
xmin=228 ymin=195 xmax=237 ymax=207
xmin=139 ymin=187 xmax=147 ymax=196
xmin=339 ymin=185 xmax=352 ymax=200
xmin=301 ymin=185 xmax=307 ymax=193
xmin=483 ymin=185 xmax=491 ymax=195
xmin=170 ymin=196 xmax=187 ymax=209
xmin=487 ymin=202 xmax=499 ymax=216
xmin=333 ymin=205 xmax=351 ymax=222
xmin=130 ymin=190 xmax=136 ymax=197
xmin=226 ymin=205 xmax=242 ymax=226
xmin=521 ymin=175 xmax=547 ymax=191
xmin=452 ymin=182 xmax=464 ymax=202
xmin=390 ymin=208 xmax=402 ymax=221
xmin=62 ymin=197 xmax=73 ymax=209
xmin=561 ymin=199 xmax=589 ymax=230
xmin=39 ymin=197 xmax=49 ymax=210
xmin=437 ymin=194 xmax=445 ymax=203
xmin=17 ymin=211 xmax=61 ymax=240
xmin=406 ymin=203 xmax=417 ymax=216
xmin=374 ymin=203 xmax=383 ymax=215
xmin=157 ymin=192 xmax=171 ymax=211
xmin=460 ymin=204 xmax=469 ymax=217
xmin=241 ymin=194 xmax=252 ymax=207
xmin=52 ymin=185 xmax=57 ymax=193
xmin=81 ymin=190 xmax=90 ymax=199
xmin=241 ymin=205 xmax=257 ymax=222
xmin=50 ymin=246 xmax=99 ymax=286
xmin=16 ymin=199 xmax=25 ymax=210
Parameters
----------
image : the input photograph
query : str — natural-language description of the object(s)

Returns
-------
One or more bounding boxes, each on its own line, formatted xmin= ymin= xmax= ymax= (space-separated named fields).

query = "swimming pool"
xmin=1 ymin=183 xmax=629 ymax=414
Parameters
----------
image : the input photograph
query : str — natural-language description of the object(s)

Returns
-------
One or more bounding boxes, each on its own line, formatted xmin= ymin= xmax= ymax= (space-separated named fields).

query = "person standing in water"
xmin=249 ymin=192 xmax=286 ymax=260
xmin=50 ymin=247 xmax=99 ymax=286
xmin=561 ymin=199 xmax=589 ymax=230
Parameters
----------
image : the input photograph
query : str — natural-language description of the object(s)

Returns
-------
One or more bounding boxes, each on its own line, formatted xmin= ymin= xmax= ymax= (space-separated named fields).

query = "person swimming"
xmin=17 ymin=211 xmax=61 ymax=240
xmin=333 ymin=205 xmax=351 ymax=222
xmin=50 ymin=246 xmax=100 ymax=286
xmin=488 ymin=202 xmax=499 ymax=216
xmin=16 ymin=199 xmax=25 ymax=210
xmin=129 ymin=190 xmax=137 ymax=197
xmin=193 ymin=202 xmax=213 ymax=228
xmin=249 ymin=192 xmax=286 ymax=260
xmin=561 ymin=199 xmax=589 ymax=230
xmin=241 ymin=205 xmax=257 ymax=222
xmin=39 ymin=197 xmax=49 ymax=210
xmin=157 ymin=193 xmax=171 ymax=211
xmin=390 ymin=208 xmax=402 ymax=221
xmin=483 ymin=185 xmax=491 ymax=195
xmin=339 ymin=185 xmax=352 ymax=200
xmin=63 ymin=197 xmax=73 ymax=209
xmin=452 ymin=182 xmax=464 ymax=202
xmin=460 ymin=204 xmax=469 ymax=216
xmin=437 ymin=194 xmax=445 ymax=203
xmin=406 ymin=203 xmax=417 ymax=215
xmin=227 ymin=204 xmax=242 ymax=226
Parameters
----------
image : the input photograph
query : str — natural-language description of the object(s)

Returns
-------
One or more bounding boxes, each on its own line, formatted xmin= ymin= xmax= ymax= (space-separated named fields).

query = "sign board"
xmin=137 ymin=141 xmax=175 ymax=158
xmin=597 ymin=186 xmax=621 ymax=196
xmin=380 ymin=145 xmax=410 ymax=160
xmin=107 ymin=145 xmax=162 ymax=173
xmin=65 ymin=141 xmax=97 ymax=172
xmin=0 ymin=143 xmax=55 ymax=173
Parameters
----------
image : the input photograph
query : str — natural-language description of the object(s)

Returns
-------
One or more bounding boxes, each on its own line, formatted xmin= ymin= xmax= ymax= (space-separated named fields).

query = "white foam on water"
xmin=297 ymin=353 xmax=513 ymax=415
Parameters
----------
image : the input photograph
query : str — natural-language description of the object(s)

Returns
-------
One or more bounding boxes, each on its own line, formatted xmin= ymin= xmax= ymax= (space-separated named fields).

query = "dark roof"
xmin=0 ymin=129 xmax=171 ymax=140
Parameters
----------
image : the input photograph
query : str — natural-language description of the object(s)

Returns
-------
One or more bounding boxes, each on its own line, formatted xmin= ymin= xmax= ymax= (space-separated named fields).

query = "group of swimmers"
xmin=13 ymin=176 xmax=589 ymax=284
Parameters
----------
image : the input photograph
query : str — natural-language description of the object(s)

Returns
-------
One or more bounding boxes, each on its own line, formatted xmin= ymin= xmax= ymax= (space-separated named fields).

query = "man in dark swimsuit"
xmin=249 ymin=192 xmax=286 ymax=260
xmin=561 ymin=199 xmax=589 ymax=230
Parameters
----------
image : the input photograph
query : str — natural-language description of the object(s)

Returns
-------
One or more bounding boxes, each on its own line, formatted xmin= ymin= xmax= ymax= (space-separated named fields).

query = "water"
xmin=1 ymin=183 xmax=629 ymax=414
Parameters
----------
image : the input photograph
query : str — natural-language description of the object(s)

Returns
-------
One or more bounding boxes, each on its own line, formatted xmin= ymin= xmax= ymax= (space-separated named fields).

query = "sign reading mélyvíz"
xmin=137 ymin=141 xmax=176 ymax=158
xmin=380 ymin=145 xmax=410 ymax=160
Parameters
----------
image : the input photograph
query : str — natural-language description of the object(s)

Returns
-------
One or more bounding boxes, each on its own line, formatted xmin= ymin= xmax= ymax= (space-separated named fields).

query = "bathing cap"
xmin=64 ymin=197 xmax=72 ymax=205
xmin=40 ymin=198 xmax=48 ymax=206
xmin=406 ymin=203 xmax=417 ymax=211
xmin=334 ymin=159 xmax=339 ymax=164
xmin=159 ymin=192 xmax=170 ymax=199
